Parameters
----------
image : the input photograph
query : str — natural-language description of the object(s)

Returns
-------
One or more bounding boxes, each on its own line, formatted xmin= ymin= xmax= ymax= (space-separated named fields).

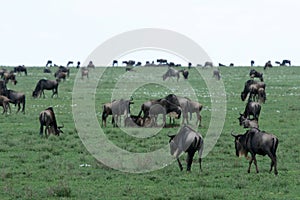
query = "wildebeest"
xmin=231 ymin=128 xmax=278 ymax=175
xmin=14 ymin=65 xmax=27 ymax=76
xmin=46 ymin=60 xmax=52 ymax=67
xmin=238 ymin=114 xmax=259 ymax=129
xmin=264 ymin=60 xmax=272 ymax=70
xmin=0 ymin=80 xmax=7 ymax=95
xmin=204 ymin=61 xmax=213 ymax=67
xmin=102 ymin=99 xmax=133 ymax=127
xmin=122 ymin=60 xmax=135 ymax=66
xmin=213 ymin=69 xmax=221 ymax=80
xmin=168 ymin=125 xmax=204 ymax=171
xmin=251 ymin=60 xmax=255 ymax=67
xmin=39 ymin=107 xmax=64 ymax=137
xmin=43 ymin=68 xmax=51 ymax=73
xmin=0 ymin=95 xmax=11 ymax=114
xmin=66 ymin=61 xmax=73 ymax=67
xmin=81 ymin=67 xmax=89 ymax=79
xmin=180 ymin=69 xmax=189 ymax=79
xmin=124 ymin=115 xmax=144 ymax=127
xmin=55 ymin=71 xmax=67 ymax=81
xmin=5 ymin=90 xmax=25 ymax=113
xmin=281 ymin=59 xmax=291 ymax=66
xmin=241 ymin=80 xmax=266 ymax=102
xmin=87 ymin=61 xmax=95 ymax=68
xmin=162 ymin=67 xmax=180 ymax=81
xmin=32 ymin=79 xmax=59 ymax=98
xmin=0 ymin=69 xmax=8 ymax=78
xmin=112 ymin=60 xmax=118 ymax=66
xmin=176 ymin=97 xmax=202 ymax=127
xmin=241 ymin=101 xmax=261 ymax=121
xmin=138 ymin=94 xmax=182 ymax=127
xmin=157 ymin=59 xmax=168 ymax=65
xmin=3 ymin=72 xmax=17 ymax=85
xmin=249 ymin=69 xmax=263 ymax=82
xmin=55 ymin=66 xmax=70 ymax=77
xmin=76 ymin=61 xmax=81 ymax=68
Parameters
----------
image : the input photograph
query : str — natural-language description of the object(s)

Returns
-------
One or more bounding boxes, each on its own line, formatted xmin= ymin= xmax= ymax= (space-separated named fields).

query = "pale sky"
xmin=1 ymin=0 xmax=299 ymax=66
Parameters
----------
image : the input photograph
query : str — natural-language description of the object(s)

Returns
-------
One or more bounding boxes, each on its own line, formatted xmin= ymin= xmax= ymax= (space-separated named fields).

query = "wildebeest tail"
xmin=272 ymin=137 xmax=279 ymax=156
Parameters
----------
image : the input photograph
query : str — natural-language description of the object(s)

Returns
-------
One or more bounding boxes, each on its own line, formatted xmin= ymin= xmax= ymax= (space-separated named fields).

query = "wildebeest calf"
xmin=168 ymin=125 xmax=204 ymax=172
xmin=231 ymin=128 xmax=278 ymax=175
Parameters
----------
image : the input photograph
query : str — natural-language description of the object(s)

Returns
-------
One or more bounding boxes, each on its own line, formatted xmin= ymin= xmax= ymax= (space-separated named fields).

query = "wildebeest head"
xmin=231 ymin=132 xmax=248 ymax=157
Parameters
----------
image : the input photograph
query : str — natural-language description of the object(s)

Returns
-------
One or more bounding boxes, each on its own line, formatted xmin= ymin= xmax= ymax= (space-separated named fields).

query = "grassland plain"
xmin=0 ymin=66 xmax=300 ymax=200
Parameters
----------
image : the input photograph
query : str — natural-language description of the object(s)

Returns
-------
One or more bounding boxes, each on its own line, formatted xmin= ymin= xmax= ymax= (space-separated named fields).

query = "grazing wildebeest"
xmin=39 ymin=107 xmax=64 ymax=137
xmin=0 ymin=95 xmax=11 ymax=114
xmin=264 ymin=60 xmax=272 ymax=70
xmin=168 ymin=125 xmax=204 ymax=171
xmin=162 ymin=67 xmax=180 ymax=81
xmin=3 ymin=72 xmax=17 ymax=85
xmin=138 ymin=94 xmax=182 ymax=127
xmin=112 ymin=60 xmax=118 ymax=66
xmin=251 ymin=60 xmax=255 ymax=67
xmin=213 ymin=69 xmax=221 ymax=80
xmin=238 ymin=114 xmax=259 ymax=129
xmin=124 ymin=115 xmax=144 ymax=127
xmin=281 ymin=59 xmax=291 ymax=66
xmin=46 ymin=60 xmax=52 ymax=67
xmin=32 ymin=79 xmax=59 ymax=98
xmin=231 ymin=128 xmax=278 ymax=175
xmin=5 ymin=90 xmax=25 ymax=113
xmin=87 ymin=61 xmax=95 ymax=68
xmin=180 ymin=69 xmax=189 ymax=79
xmin=43 ymin=68 xmax=51 ymax=73
xmin=55 ymin=71 xmax=67 ymax=81
xmin=81 ymin=67 xmax=89 ymax=79
xmin=241 ymin=101 xmax=261 ymax=121
xmin=177 ymin=96 xmax=203 ymax=127
xmin=66 ymin=61 xmax=73 ymax=67
xmin=241 ymin=80 xmax=266 ymax=102
xmin=218 ymin=63 xmax=226 ymax=67
xmin=249 ymin=69 xmax=263 ymax=82
xmin=14 ymin=65 xmax=27 ymax=76
xmin=204 ymin=61 xmax=213 ymax=67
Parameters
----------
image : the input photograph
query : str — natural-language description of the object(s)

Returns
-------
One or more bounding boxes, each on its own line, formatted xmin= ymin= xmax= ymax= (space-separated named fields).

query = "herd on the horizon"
xmin=0 ymin=61 xmax=282 ymax=175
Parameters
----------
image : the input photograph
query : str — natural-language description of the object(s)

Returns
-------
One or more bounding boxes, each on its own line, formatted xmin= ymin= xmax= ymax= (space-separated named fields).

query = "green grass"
xmin=0 ymin=66 xmax=300 ymax=199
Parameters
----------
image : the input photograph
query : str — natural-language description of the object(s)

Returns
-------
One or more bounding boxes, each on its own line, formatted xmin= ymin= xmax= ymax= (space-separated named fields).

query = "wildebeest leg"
xmin=249 ymin=153 xmax=259 ymax=173
xmin=186 ymin=150 xmax=196 ymax=171
xmin=267 ymin=152 xmax=278 ymax=175
xmin=196 ymin=111 xmax=201 ymax=127
xmin=177 ymin=158 xmax=183 ymax=171
xmin=16 ymin=102 xmax=21 ymax=113
xmin=248 ymin=156 xmax=254 ymax=173
xmin=40 ymin=125 xmax=44 ymax=136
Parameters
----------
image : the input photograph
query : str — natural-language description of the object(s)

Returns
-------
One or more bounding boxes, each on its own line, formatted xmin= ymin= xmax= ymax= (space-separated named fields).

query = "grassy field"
xmin=0 ymin=66 xmax=300 ymax=199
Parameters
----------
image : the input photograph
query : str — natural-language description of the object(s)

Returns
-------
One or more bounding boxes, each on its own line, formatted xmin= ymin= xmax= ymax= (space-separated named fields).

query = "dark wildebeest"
xmin=46 ymin=60 xmax=52 ymax=67
xmin=0 ymin=80 xmax=7 ymax=95
xmin=168 ymin=125 xmax=204 ymax=171
xmin=219 ymin=63 xmax=226 ymax=67
xmin=32 ymin=79 xmax=59 ymax=98
xmin=249 ymin=69 xmax=263 ymax=81
xmin=204 ymin=61 xmax=213 ymax=67
xmin=112 ymin=60 xmax=118 ymax=66
xmin=241 ymin=101 xmax=261 ymax=121
xmin=0 ymin=95 xmax=11 ymax=114
xmin=229 ymin=63 xmax=234 ymax=67
xmin=5 ymin=90 xmax=25 ymax=114
xmin=102 ymin=102 xmax=113 ymax=127
xmin=3 ymin=72 xmax=17 ymax=85
xmin=251 ymin=60 xmax=255 ymax=67
xmin=76 ymin=61 xmax=81 ymax=68
xmin=135 ymin=62 xmax=142 ymax=66
xmin=39 ymin=107 xmax=64 ymax=137
xmin=281 ymin=59 xmax=291 ymax=66
xmin=66 ymin=61 xmax=73 ymax=67
xmin=138 ymin=94 xmax=182 ymax=127
xmin=14 ymin=65 xmax=27 ymax=76
xmin=231 ymin=128 xmax=278 ymax=175
xmin=264 ymin=60 xmax=272 ymax=70
xmin=180 ymin=69 xmax=189 ymax=79
xmin=43 ymin=68 xmax=51 ymax=73
xmin=241 ymin=80 xmax=266 ymax=102
xmin=56 ymin=66 xmax=70 ymax=77
xmin=213 ymin=69 xmax=221 ymax=80
xmin=238 ymin=114 xmax=259 ymax=129
xmin=162 ymin=67 xmax=180 ymax=81
xmin=55 ymin=71 xmax=67 ymax=81
xmin=157 ymin=59 xmax=168 ymax=65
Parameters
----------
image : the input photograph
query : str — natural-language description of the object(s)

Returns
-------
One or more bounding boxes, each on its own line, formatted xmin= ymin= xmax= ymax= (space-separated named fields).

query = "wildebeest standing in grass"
xmin=55 ymin=71 xmax=68 ymax=81
xmin=5 ymin=90 xmax=25 ymax=114
xmin=241 ymin=101 xmax=261 ymax=121
xmin=241 ymin=80 xmax=266 ymax=102
xmin=168 ymin=125 xmax=204 ymax=171
xmin=0 ymin=95 xmax=11 ymax=114
xmin=180 ymin=69 xmax=189 ymax=79
xmin=213 ymin=69 xmax=221 ymax=80
xmin=238 ymin=114 xmax=259 ymax=129
xmin=162 ymin=67 xmax=180 ymax=81
xmin=3 ymin=72 xmax=17 ymax=85
xmin=32 ymin=79 xmax=59 ymax=98
xmin=249 ymin=69 xmax=263 ymax=82
xmin=39 ymin=107 xmax=64 ymax=137
xmin=81 ymin=67 xmax=89 ymax=79
xmin=14 ymin=65 xmax=27 ymax=76
xmin=231 ymin=128 xmax=278 ymax=175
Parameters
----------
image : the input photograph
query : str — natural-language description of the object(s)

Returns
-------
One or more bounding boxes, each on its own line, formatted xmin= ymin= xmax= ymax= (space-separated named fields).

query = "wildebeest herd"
xmin=0 ymin=63 xmax=279 ymax=175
